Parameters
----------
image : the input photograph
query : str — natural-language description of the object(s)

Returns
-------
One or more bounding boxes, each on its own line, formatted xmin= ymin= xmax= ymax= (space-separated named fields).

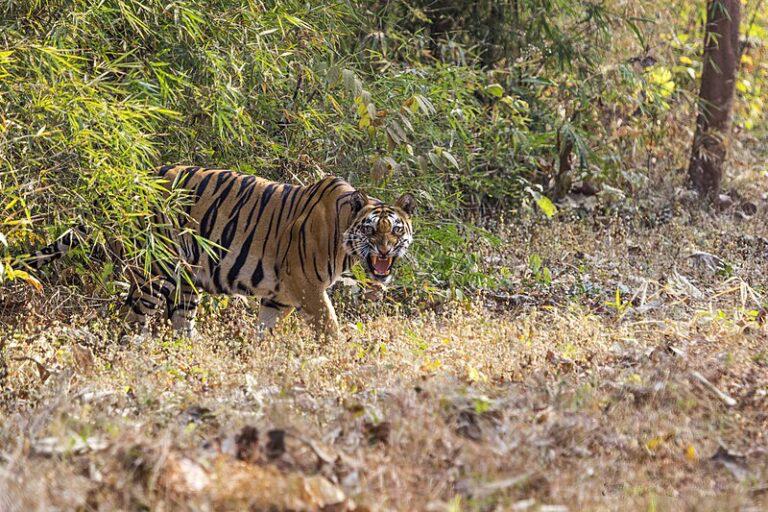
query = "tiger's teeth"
xmin=372 ymin=255 xmax=392 ymax=275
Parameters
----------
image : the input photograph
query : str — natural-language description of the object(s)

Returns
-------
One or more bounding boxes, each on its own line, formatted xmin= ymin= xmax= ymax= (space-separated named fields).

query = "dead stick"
xmin=690 ymin=371 xmax=737 ymax=407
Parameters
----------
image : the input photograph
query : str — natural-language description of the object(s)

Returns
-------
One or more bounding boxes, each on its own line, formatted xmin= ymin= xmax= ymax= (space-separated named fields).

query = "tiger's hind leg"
xmin=256 ymin=298 xmax=294 ymax=339
xmin=167 ymin=283 xmax=201 ymax=338
xmin=122 ymin=277 xmax=174 ymax=342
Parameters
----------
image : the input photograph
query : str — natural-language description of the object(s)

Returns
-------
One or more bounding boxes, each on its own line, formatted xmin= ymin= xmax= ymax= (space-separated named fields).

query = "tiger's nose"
xmin=378 ymin=246 xmax=392 ymax=257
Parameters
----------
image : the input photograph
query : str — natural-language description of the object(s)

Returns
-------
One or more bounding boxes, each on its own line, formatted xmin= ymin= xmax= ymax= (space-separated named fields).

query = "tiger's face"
xmin=344 ymin=192 xmax=415 ymax=284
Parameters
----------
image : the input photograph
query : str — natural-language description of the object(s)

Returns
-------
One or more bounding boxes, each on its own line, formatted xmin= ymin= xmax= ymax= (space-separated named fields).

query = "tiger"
xmin=25 ymin=165 xmax=416 ymax=339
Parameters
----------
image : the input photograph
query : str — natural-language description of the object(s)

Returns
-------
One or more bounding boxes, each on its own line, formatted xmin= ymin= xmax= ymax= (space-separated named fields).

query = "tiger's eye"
xmin=393 ymin=225 xmax=403 ymax=235
xmin=363 ymin=225 xmax=375 ymax=235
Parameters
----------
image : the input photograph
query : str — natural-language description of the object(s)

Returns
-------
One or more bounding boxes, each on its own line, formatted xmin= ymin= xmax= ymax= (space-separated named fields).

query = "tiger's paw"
xmin=119 ymin=331 xmax=151 ymax=346
xmin=174 ymin=327 xmax=200 ymax=341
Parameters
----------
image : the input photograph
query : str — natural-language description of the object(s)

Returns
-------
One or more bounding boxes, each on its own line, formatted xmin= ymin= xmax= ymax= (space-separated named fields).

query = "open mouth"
xmin=366 ymin=254 xmax=394 ymax=280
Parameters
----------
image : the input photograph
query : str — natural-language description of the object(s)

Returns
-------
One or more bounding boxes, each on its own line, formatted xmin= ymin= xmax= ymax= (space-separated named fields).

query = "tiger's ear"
xmin=395 ymin=193 xmax=416 ymax=216
xmin=350 ymin=190 xmax=368 ymax=213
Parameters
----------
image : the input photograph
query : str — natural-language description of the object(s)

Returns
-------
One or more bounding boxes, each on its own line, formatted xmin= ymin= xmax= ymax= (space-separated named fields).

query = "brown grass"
xmin=2 ymin=200 xmax=768 ymax=511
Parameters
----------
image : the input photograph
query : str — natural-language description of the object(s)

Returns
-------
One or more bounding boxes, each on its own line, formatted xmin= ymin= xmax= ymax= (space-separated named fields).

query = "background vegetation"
xmin=2 ymin=0 xmax=764 ymax=297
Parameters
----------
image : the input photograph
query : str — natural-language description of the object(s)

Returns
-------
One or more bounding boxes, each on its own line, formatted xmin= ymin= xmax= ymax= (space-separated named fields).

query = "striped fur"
xmin=26 ymin=165 xmax=415 ymax=338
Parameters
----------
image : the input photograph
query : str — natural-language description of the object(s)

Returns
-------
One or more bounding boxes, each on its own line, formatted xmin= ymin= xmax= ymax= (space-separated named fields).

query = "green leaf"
xmin=441 ymin=150 xmax=459 ymax=169
xmin=427 ymin=151 xmax=443 ymax=169
xmin=485 ymin=83 xmax=504 ymax=97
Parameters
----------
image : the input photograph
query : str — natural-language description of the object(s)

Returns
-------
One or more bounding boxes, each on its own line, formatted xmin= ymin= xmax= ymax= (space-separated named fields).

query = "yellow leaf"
xmin=645 ymin=433 xmax=673 ymax=452
xmin=467 ymin=365 xmax=487 ymax=383
xmin=421 ymin=359 xmax=442 ymax=373
xmin=685 ymin=444 xmax=697 ymax=461
xmin=736 ymin=79 xmax=751 ymax=93
xmin=679 ymin=56 xmax=693 ymax=65
xmin=8 ymin=268 xmax=43 ymax=291
xmin=646 ymin=436 xmax=665 ymax=451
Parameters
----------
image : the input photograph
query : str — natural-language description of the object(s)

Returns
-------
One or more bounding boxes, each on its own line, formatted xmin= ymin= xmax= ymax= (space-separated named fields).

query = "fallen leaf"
xmin=32 ymin=435 xmax=108 ymax=457
xmin=474 ymin=472 xmax=534 ymax=497
xmin=209 ymin=456 xmax=348 ymax=511
xmin=688 ymin=251 xmax=726 ymax=272
xmin=181 ymin=405 xmax=216 ymax=425
xmin=70 ymin=343 xmax=94 ymax=373
xmin=307 ymin=438 xmax=338 ymax=465
xmin=363 ymin=420 xmax=391 ymax=446
xmin=12 ymin=356 xmax=50 ymax=383
xmin=456 ymin=410 xmax=482 ymax=441
xmin=161 ymin=454 xmax=210 ymax=495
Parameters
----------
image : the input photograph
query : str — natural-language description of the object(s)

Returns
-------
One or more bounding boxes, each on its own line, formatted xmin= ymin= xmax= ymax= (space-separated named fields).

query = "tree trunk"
xmin=687 ymin=0 xmax=740 ymax=199
xmin=553 ymin=126 xmax=574 ymax=201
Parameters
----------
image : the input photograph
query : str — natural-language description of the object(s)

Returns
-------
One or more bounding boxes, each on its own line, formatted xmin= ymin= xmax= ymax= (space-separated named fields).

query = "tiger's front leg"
xmin=120 ymin=277 xmax=174 ymax=344
xmin=167 ymin=283 xmax=201 ymax=339
xmin=299 ymin=291 xmax=340 ymax=340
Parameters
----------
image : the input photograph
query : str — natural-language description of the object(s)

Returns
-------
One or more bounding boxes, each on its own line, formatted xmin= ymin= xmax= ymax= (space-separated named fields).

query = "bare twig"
xmin=690 ymin=371 xmax=737 ymax=407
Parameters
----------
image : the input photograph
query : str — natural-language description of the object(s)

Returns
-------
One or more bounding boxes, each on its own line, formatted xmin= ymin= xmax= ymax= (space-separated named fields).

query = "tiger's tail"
xmin=26 ymin=225 xmax=89 ymax=270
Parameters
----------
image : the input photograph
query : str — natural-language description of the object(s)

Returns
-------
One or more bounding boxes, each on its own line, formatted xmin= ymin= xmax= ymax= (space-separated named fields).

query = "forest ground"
xmin=3 ymin=154 xmax=768 ymax=511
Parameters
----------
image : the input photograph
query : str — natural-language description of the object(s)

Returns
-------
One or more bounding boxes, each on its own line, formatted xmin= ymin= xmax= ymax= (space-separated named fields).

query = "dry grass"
xmin=3 ymin=201 xmax=768 ymax=511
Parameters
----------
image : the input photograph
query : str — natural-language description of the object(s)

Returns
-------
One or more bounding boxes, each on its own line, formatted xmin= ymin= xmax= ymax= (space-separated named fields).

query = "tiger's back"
xmin=159 ymin=164 xmax=359 ymax=288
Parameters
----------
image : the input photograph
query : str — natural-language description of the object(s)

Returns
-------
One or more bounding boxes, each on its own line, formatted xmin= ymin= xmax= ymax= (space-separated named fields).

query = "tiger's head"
xmin=344 ymin=192 xmax=415 ymax=285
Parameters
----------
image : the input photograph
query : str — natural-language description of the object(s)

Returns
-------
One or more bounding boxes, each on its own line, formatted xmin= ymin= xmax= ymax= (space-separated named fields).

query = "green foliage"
xmin=527 ymin=254 xmax=552 ymax=287
xmin=1 ymin=0 xmax=766 ymax=297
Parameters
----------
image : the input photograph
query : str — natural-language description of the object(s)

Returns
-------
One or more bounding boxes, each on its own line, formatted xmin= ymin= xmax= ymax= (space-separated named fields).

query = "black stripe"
xmin=194 ymin=172 xmax=214 ymax=202
xmin=259 ymin=204 xmax=278 ymax=254
xmin=212 ymin=263 xmax=225 ymax=293
xmin=173 ymin=301 xmax=199 ymax=311
xmin=140 ymin=298 xmax=158 ymax=309
xmin=225 ymin=184 xmax=278 ymax=289
xmin=227 ymin=227 xmax=257 ymax=288
xmin=212 ymin=171 xmax=233 ymax=195
xmin=285 ymin=184 xmax=302 ymax=219
xmin=158 ymin=164 xmax=175 ymax=177
xmin=254 ymin=184 xmax=278 ymax=227
xmin=220 ymin=180 xmax=258 ymax=251
xmin=312 ymin=254 xmax=322 ymax=282
xmin=251 ymin=260 xmax=264 ymax=288
xmin=200 ymin=177 xmax=237 ymax=239
xmin=292 ymin=180 xmax=345 ymax=275
xmin=271 ymin=185 xmax=293 ymax=237
xmin=261 ymin=298 xmax=289 ymax=309
xmin=272 ymin=185 xmax=301 ymax=278
xmin=236 ymin=175 xmax=256 ymax=198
